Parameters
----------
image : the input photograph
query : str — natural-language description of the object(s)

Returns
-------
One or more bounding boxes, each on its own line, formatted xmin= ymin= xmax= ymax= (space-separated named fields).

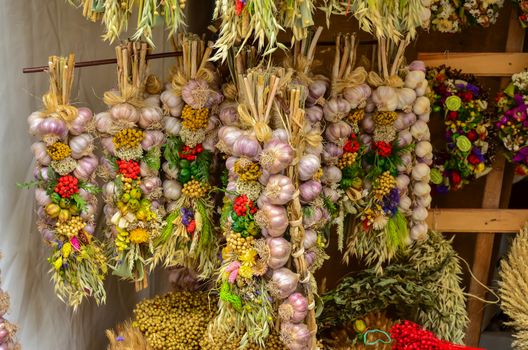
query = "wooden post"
xmin=464 ymin=7 xmax=525 ymax=346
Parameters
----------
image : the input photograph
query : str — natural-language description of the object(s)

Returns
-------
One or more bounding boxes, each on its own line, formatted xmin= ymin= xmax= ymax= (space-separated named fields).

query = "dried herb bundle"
xmin=320 ymin=231 xmax=468 ymax=344
xmin=499 ymin=225 xmax=528 ymax=350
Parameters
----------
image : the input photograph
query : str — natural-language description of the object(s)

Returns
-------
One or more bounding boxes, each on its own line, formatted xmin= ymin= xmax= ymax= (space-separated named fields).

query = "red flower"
xmin=447 ymin=111 xmax=458 ymax=120
xmin=461 ymin=91 xmax=473 ymax=102
xmin=186 ymin=220 xmax=196 ymax=234
xmin=178 ymin=144 xmax=203 ymax=161
xmin=468 ymin=154 xmax=480 ymax=165
xmin=374 ymin=141 xmax=392 ymax=157
xmin=466 ymin=130 xmax=478 ymax=141
xmin=117 ymin=159 xmax=141 ymax=179
xmin=55 ymin=175 xmax=79 ymax=198
xmin=343 ymin=138 xmax=360 ymax=153
xmin=449 ymin=171 xmax=462 ymax=187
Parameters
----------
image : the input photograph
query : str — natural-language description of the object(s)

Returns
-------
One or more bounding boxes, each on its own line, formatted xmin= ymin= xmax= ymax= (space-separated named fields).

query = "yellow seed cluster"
xmin=233 ymin=159 xmax=262 ymax=182
xmin=348 ymin=109 xmax=365 ymax=123
xmin=47 ymin=142 xmax=72 ymax=161
xmin=373 ymin=171 xmax=396 ymax=198
xmin=130 ymin=228 xmax=150 ymax=244
xmin=113 ymin=128 xmax=144 ymax=149
xmin=181 ymin=105 xmax=209 ymax=130
xmin=115 ymin=229 xmax=130 ymax=251
xmin=373 ymin=111 xmax=398 ymax=126
xmin=200 ymin=326 xmax=287 ymax=350
xmin=55 ymin=216 xmax=85 ymax=237
xmin=337 ymin=152 xmax=358 ymax=169
xmin=132 ymin=292 xmax=215 ymax=350
xmin=313 ymin=168 xmax=324 ymax=181
xmin=226 ymin=232 xmax=255 ymax=255
xmin=182 ymin=180 xmax=208 ymax=198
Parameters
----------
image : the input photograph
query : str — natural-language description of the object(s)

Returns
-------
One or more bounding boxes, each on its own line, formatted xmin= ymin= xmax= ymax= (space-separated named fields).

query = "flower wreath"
xmin=514 ymin=0 xmax=528 ymax=28
xmin=495 ymin=71 xmax=528 ymax=176
xmin=427 ymin=66 xmax=494 ymax=192
xmin=430 ymin=0 xmax=504 ymax=33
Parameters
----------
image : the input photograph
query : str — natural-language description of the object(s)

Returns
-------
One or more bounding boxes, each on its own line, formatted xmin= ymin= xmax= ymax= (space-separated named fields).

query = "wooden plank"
xmin=417 ymin=52 xmax=528 ymax=76
xmin=426 ymin=208 xmax=528 ymax=233
xmin=465 ymin=157 xmax=506 ymax=346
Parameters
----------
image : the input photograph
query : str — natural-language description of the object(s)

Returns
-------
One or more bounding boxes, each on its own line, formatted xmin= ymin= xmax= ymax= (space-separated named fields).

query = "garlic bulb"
xmin=410 ymin=223 xmax=428 ymax=241
xmin=415 ymin=141 xmax=432 ymax=158
xmin=217 ymin=126 xmax=243 ymax=154
xmin=410 ymin=120 xmax=430 ymax=141
xmin=405 ymin=70 xmax=426 ymax=89
xmin=140 ymin=177 xmax=162 ymax=195
xmin=267 ymin=237 xmax=292 ymax=269
xmin=362 ymin=114 xmax=374 ymax=133
xmin=325 ymin=121 xmax=352 ymax=144
xmin=272 ymin=129 xmax=289 ymax=142
xmin=232 ymin=134 xmax=262 ymax=160
xmin=110 ymin=103 xmax=139 ymax=123
xmin=280 ymin=322 xmax=311 ymax=350
xmin=35 ymin=188 xmax=51 ymax=206
xmin=397 ymin=129 xmax=413 ymax=147
xmin=95 ymin=112 xmax=113 ymax=134
xmin=260 ymin=139 xmax=294 ymax=174
xmin=69 ymin=134 xmax=94 ymax=159
xmin=399 ymin=195 xmax=412 ymax=211
xmin=323 ymin=96 xmax=351 ymax=122
xmin=372 ymin=86 xmax=398 ymax=111
xmin=139 ymin=106 xmax=162 ymax=129
xmin=298 ymin=155 xmax=321 ymax=181
xmin=408 ymin=61 xmax=426 ymax=73
xmin=271 ymin=268 xmax=299 ymax=299
xmin=413 ymin=96 xmax=431 ymax=115
xmin=323 ymin=187 xmax=340 ymax=202
xmin=264 ymin=175 xmax=296 ymax=205
xmin=343 ymin=84 xmax=371 ymax=109
xmin=305 ymin=106 xmax=324 ymax=124
xmin=395 ymin=174 xmax=410 ymax=191
xmin=70 ymin=107 xmax=93 ymax=135
xmin=322 ymin=143 xmax=343 ymax=163
xmin=218 ymin=101 xmax=239 ymax=126
xmin=306 ymin=79 xmax=329 ymax=106
xmin=37 ymin=118 xmax=68 ymax=141
xmin=27 ymin=111 xmax=45 ymax=135
xmin=322 ymin=165 xmax=342 ymax=184
xmin=412 ymin=206 xmax=429 ymax=221
xmin=162 ymin=162 xmax=178 ymax=179
xmin=412 ymin=163 xmax=431 ymax=182
xmin=73 ymin=155 xmax=98 ymax=180
xmin=163 ymin=180 xmax=182 ymax=200
xmin=413 ymin=181 xmax=431 ymax=197
xmin=100 ymin=137 xmax=116 ymax=155
xmin=396 ymin=88 xmax=417 ymax=113
xmin=31 ymin=142 xmax=51 ymax=166
xmin=303 ymin=229 xmax=318 ymax=249
xmin=161 ymin=90 xmax=184 ymax=114
xmin=141 ymin=130 xmax=165 ymax=151
xmin=299 ymin=180 xmax=322 ymax=203
xmin=256 ymin=203 xmax=289 ymax=237
xmin=279 ymin=292 xmax=308 ymax=324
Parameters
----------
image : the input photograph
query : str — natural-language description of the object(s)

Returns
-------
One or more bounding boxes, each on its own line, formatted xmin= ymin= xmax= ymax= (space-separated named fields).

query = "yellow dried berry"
xmin=348 ymin=109 xmax=365 ymax=123
xmin=112 ymin=128 xmax=144 ymax=149
xmin=337 ymin=152 xmax=358 ymax=169
xmin=47 ymin=142 xmax=72 ymax=161
xmin=373 ymin=111 xmax=398 ymax=126
xmin=56 ymin=216 xmax=86 ymax=238
xmin=182 ymin=179 xmax=208 ymax=198
xmin=233 ymin=159 xmax=262 ymax=182
xmin=181 ymin=105 xmax=209 ymax=130
xmin=373 ymin=171 xmax=396 ymax=198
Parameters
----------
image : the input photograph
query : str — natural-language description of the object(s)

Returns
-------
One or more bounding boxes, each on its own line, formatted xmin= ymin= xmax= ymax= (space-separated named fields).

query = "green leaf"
xmin=144 ymin=147 xmax=161 ymax=171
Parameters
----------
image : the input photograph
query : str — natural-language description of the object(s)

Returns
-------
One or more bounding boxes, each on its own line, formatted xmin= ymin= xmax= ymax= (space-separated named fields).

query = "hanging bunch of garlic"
xmin=96 ymin=42 xmax=165 ymax=291
xmin=321 ymin=33 xmax=372 ymax=249
xmin=23 ymin=54 xmax=107 ymax=308
xmin=211 ymin=69 xmax=295 ymax=347
xmin=156 ymin=34 xmax=223 ymax=278
xmin=404 ymin=61 xmax=432 ymax=241
xmin=0 ymin=254 xmax=19 ymax=350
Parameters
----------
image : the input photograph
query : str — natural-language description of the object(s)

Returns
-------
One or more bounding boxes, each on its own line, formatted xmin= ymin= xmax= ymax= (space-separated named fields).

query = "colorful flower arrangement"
xmin=96 ymin=42 xmax=165 ymax=290
xmin=22 ymin=54 xmax=107 ymax=308
xmin=495 ymin=71 xmax=528 ymax=175
xmin=427 ymin=66 xmax=494 ymax=192
xmin=430 ymin=0 xmax=504 ymax=33
xmin=514 ymin=0 xmax=528 ymax=27
xmin=157 ymin=34 xmax=222 ymax=278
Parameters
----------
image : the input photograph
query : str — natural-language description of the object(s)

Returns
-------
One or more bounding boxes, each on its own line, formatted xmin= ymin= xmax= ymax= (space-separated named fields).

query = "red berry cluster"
xmin=178 ymin=144 xmax=204 ymax=161
xmin=458 ymin=91 xmax=474 ymax=102
xmin=374 ymin=141 xmax=392 ymax=157
xmin=233 ymin=195 xmax=257 ymax=216
xmin=343 ymin=134 xmax=360 ymax=153
xmin=117 ymin=159 xmax=140 ymax=179
xmin=55 ymin=175 xmax=79 ymax=198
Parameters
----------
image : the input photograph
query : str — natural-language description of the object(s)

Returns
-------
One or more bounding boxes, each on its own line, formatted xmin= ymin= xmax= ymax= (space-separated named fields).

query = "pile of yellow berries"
xmin=226 ymin=232 xmax=255 ymax=255
xmin=181 ymin=105 xmax=209 ymax=130
xmin=47 ymin=142 xmax=72 ymax=161
xmin=373 ymin=171 xmax=396 ymax=198
xmin=132 ymin=292 xmax=215 ymax=350
xmin=234 ymin=159 xmax=262 ymax=182
xmin=337 ymin=152 xmax=358 ymax=169
xmin=115 ymin=228 xmax=130 ymax=251
xmin=373 ymin=111 xmax=398 ymax=126
xmin=56 ymin=216 xmax=85 ymax=237
xmin=113 ymin=128 xmax=144 ymax=149
xmin=182 ymin=179 xmax=208 ymax=198
xmin=348 ymin=109 xmax=365 ymax=123
xmin=200 ymin=326 xmax=287 ymax=350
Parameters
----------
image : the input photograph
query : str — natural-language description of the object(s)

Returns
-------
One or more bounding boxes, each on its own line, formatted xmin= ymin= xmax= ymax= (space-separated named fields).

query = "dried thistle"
xmin=499 ymin=225 xmax=528 ymax=349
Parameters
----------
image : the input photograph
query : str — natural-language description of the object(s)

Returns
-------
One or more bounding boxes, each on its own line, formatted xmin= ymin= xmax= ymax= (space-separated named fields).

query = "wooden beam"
xmin=417 ymin=52 xmax=528 ymax=77
xmin=426 ymin=208 xmax=528 ymax=233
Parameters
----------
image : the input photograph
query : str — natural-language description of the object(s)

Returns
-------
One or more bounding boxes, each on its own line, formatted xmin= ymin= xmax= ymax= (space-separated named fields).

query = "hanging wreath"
xmin=427 ymin=66 xmax=494 ymax=192
xmin=429 ymin=0 xmax=504 ymax=33
xmin=495 ymin=71 xmax=528 ymax=176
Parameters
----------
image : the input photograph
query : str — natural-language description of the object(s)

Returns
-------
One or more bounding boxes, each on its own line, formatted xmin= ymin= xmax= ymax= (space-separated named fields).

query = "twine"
xmin=333 ymin=67 xmax=368 ymax=94
xmin=368 ymin=71 xmax=404 ymax=88
xmin=42 ymin=92 xmax=78 ymax=125
xmin=103 ymin=86 xmax=145 ymax=108
xmin=237 ymin=104 xmax=272 ymax=142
